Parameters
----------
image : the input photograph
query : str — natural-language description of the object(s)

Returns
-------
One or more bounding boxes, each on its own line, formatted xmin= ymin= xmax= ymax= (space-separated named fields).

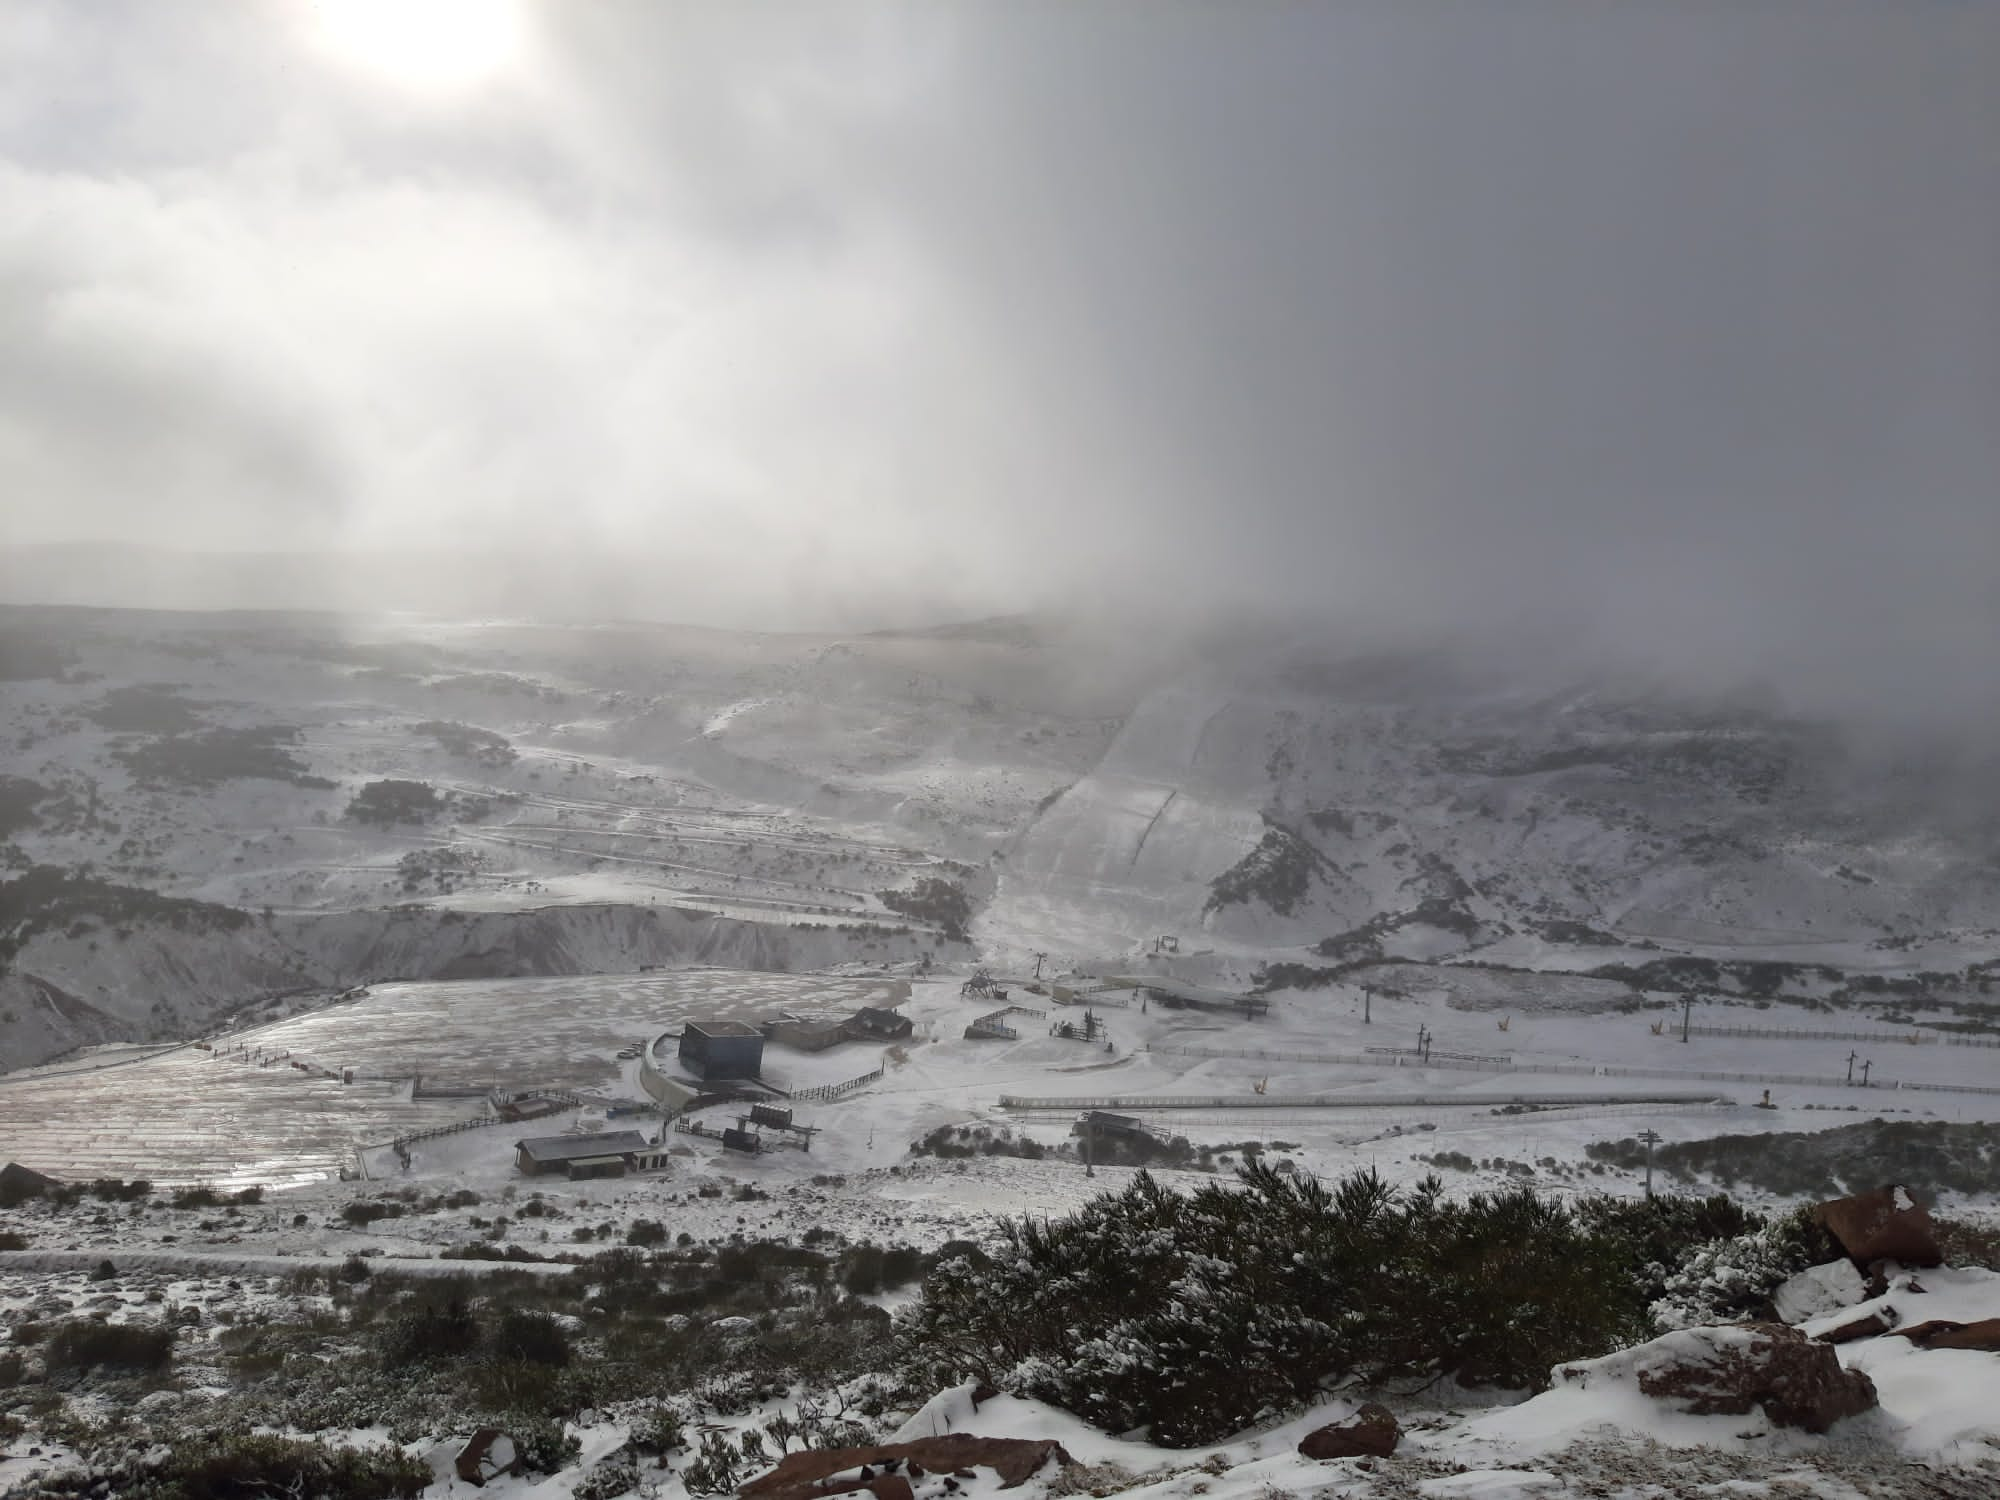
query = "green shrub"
xmin=1590 ymin=1119 xmax=2000 ymax=1201
xmin=346 ymin=779 xmax=443 ymax=826
xmin=903 ymin=1165 xmax=1662 ymax=1446
xmin=876 ymin=878 xmax=973 ymax=941
xmin=1651 ymin=1206 xmax=1840 ymax=1329
xmin=44 ymin=1319 xmax=175 ymax=1374
xmin=376 ymin=1297 xmax=479 ymax=1368
xmin=115 ymin=724 xmax=330 ymax=789
xmin=632 ymin=1403 xmax=687 ymax=1455
xmin=1935 ymin=1215 xmax=2000 ymax=1271
xmin=489 ymin=1309 xmax=570 ymax=1367
xmin=1572 ymin=1192 xmax=1763 ymax=1307
xmin=840 ymin=1245 xmax=884 ymax=1296
xmin=507 ymin=1416 xmax=580 ymax=1477
xmin=109 ymin=1431 xmax=427 ymax=1499
xmin=880 ymin=1246 xmax=924 ymax=1289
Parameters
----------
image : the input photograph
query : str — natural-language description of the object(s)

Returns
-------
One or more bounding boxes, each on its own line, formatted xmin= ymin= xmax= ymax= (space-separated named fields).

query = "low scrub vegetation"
xmin=113 ymin=725 xmax=333 ymax=789
xmin=412 ymin=719 xmax=517 ymax=765
xmin=0 ymin=627 xmax=74 ymax=681
xmin=25 ymin=1432 xmax=429 ymax=1500
xmin=346 ymin=779 xmax=443 ymax=826
xmin=44 ymin=1320 xmax=176 ymax=1376
xmin=0 ymin=866 xmax=249 ymax=973
xmin=903 ymin=1164 xmax=1786 ymax=1447
xmin=0 ymin=777 xmax=50 ymax=839
xmin=1205 ymin=817 xmax=1330 ymax=918
xmin=1588 ymin=1118 xmax=2000 ymax=1200
xmin=84 ymin=684 xmax=207 ymax=734
xmin=876 ymin=879 xmax=972 ymax=942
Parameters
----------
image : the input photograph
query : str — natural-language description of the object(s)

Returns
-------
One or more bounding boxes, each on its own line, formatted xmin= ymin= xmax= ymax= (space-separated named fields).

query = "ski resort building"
xmin=513 ymin=1130 xmax=668 ymax=1179
xmin=765 ymin=1012 xmax=850 ymax=1052
xmin=846 ymin=1006 xmax=914 ymax=1041
xmin=678 ymin=1019 xmax=765 ymax=1081
xmin=1125 ymin=976 xmax=1270 ymax=1020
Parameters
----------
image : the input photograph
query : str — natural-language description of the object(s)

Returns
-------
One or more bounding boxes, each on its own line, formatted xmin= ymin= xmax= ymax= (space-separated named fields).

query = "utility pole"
xmin=1417 ymin=1024 xmax=1432 ymax=1063
xmin=1846 ymin=1050 xmax=1858 ymax=1086
xmin=1680 ymin=994 xmax=1695 ymax=1044
xmin=1033 ymin=951 xmax=1047 ymax=980
xmin=1860 ymin=1059 xmax=1873 ymax=1087
xmin=1638 ymin=1129 xmax=1662 ymax=1199
xmin=1082 ymin=1112 xmax=1095 ymax=1178
xmin=1362 ymin=987 xmax=1373 ymax=1025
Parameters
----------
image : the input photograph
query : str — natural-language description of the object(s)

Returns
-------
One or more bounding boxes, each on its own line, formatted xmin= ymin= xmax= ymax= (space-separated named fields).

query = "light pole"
xmin=1638 ymin=1129 xmax=1662 ymax=1199
xmin=1846 ymin=1050 xmax=1858 ymax=1086
xmin=1860 ymin=1059 xmax=1873 ymax=1087
xmin=1680 ymin=994 xmax=1694 ymax=1043
xmin=1362 ymin=987 xmax=1373 ymax=1025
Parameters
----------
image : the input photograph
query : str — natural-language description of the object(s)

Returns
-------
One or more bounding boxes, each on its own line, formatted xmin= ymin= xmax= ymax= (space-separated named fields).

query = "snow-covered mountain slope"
xmin=3 ymin=605 xmax=1996 ymax=1066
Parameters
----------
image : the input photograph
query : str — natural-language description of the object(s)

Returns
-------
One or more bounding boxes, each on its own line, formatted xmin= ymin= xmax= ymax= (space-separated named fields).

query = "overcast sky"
xmin=2 ymin=1 xmax=1995 ymax=714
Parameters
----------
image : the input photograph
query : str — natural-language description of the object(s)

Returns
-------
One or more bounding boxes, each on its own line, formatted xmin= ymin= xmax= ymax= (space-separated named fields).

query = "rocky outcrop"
xmin=1816 ymin=1185 xmax=1941 ymax=1269
xmin=1925 ymin=1319 xmax=2000 ymax=1352
xmin=1298 ymin=1402 xmax=1400 ymax=1460
xmin=740 ymin=1437 xmax=1072 ymax=1500
xmin=1557 ymin=1323 xmax=1877 ymax=1434
xmin=1888 ymin=1317 xmax=2000 ymax=1352
xmin=1814 ymin=1308 xmax=1897 ymax=1344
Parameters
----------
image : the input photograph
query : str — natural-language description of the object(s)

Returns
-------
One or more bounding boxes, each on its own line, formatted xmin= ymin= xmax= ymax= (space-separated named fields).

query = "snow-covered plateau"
xmin=2 ymin=604 xmax=1998 ymax=1498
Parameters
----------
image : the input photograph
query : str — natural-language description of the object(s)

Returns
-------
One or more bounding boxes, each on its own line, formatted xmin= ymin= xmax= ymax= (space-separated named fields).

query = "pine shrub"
xmin=902 ymin=1165 xmax=1717 ymax=1446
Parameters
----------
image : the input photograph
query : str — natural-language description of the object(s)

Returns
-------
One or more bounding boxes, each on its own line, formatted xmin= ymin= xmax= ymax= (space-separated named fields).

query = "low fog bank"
xmin=5 ymin=539 xmax=1997 ymax=763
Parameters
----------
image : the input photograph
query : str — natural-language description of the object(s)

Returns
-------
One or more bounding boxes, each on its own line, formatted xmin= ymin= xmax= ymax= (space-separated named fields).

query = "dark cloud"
xmin=1 ymin=1 xmax=1995 ymax=720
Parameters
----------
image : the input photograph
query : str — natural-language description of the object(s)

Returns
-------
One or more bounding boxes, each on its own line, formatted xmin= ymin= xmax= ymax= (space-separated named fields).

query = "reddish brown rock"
xmin=1889 ymin=1319 xmax=1967 ymax=1345
xmin=740 ymin=1437 xmax=1072 ymax=1500
xmin=1298 ymin=1403 xmax=1401 ymax=1460
xmin=1623 ymin=1324 xmax=1878 ymax=1433
xmin=1926 ymin=1319 xmax=2000 ymax=1352
xmin=1815 ymin=1308 xmax=1897 ymax=1345
xmin=1816 ymin=1186 xmax=1942 ymax=1268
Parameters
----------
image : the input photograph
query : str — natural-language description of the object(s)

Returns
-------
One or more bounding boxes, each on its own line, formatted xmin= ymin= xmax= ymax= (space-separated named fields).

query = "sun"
xmin=308 ymin=0 xmax=526 ymax=90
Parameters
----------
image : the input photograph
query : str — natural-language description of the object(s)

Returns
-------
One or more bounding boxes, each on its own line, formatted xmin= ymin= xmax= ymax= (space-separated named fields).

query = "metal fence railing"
xmin=1142 ymin=1042 xmax=2000 ymax=1099
xmin=785 ymin=1066 xmax=884 ymax=1104
xmin=999 ymin=1088 xmax=1725 ymax=1112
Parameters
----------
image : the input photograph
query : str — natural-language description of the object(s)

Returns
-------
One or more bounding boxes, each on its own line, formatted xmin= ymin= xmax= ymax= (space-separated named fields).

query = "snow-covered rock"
xmin=1773 ymin=1259 xmax=1866 ymax=1326
xmin=1553 ymin=1322 xmax=1877 ymax=1435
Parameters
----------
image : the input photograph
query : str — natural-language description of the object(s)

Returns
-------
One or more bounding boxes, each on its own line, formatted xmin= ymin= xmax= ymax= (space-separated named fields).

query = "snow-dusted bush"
xmin=17 ymin=1432 xmax=428 ymax=1500
xmin=1650 ymin=1205 xmax=1836 ymax=1330
xmin=43 ymin=1319 xmax=175 ymax=1376
xmin=508 ymin=1415 xmax=581 ymax=1477
xmin=573 ymin=1453 xmax=642 ymax=1499
xmin=490 ymin=1308 xmax=571 ymax=1367
xmin=345 ymin=778 xmax=442 ymax=826
xmin=903 ymin=1165 xmax=1656 ymax=1446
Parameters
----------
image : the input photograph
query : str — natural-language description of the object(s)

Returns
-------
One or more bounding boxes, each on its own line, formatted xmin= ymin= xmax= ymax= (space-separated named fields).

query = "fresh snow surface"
xmin=7 ymin=609 xmax=2000 ymax=1495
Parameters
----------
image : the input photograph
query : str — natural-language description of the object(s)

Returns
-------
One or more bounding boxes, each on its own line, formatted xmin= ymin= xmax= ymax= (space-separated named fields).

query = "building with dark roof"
xmin=513 ymin=1130 xmax=667 ymax=1178
xmin=678 ymin=1019 xmax=765 ymax=1081
xmin=846 ymin=1006 xmax=914 ymax=1041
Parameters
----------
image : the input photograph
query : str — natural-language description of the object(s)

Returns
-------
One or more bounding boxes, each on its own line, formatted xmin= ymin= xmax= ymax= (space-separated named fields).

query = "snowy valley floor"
xmin=3 ymin=965 xmax=2000 ymax=1497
